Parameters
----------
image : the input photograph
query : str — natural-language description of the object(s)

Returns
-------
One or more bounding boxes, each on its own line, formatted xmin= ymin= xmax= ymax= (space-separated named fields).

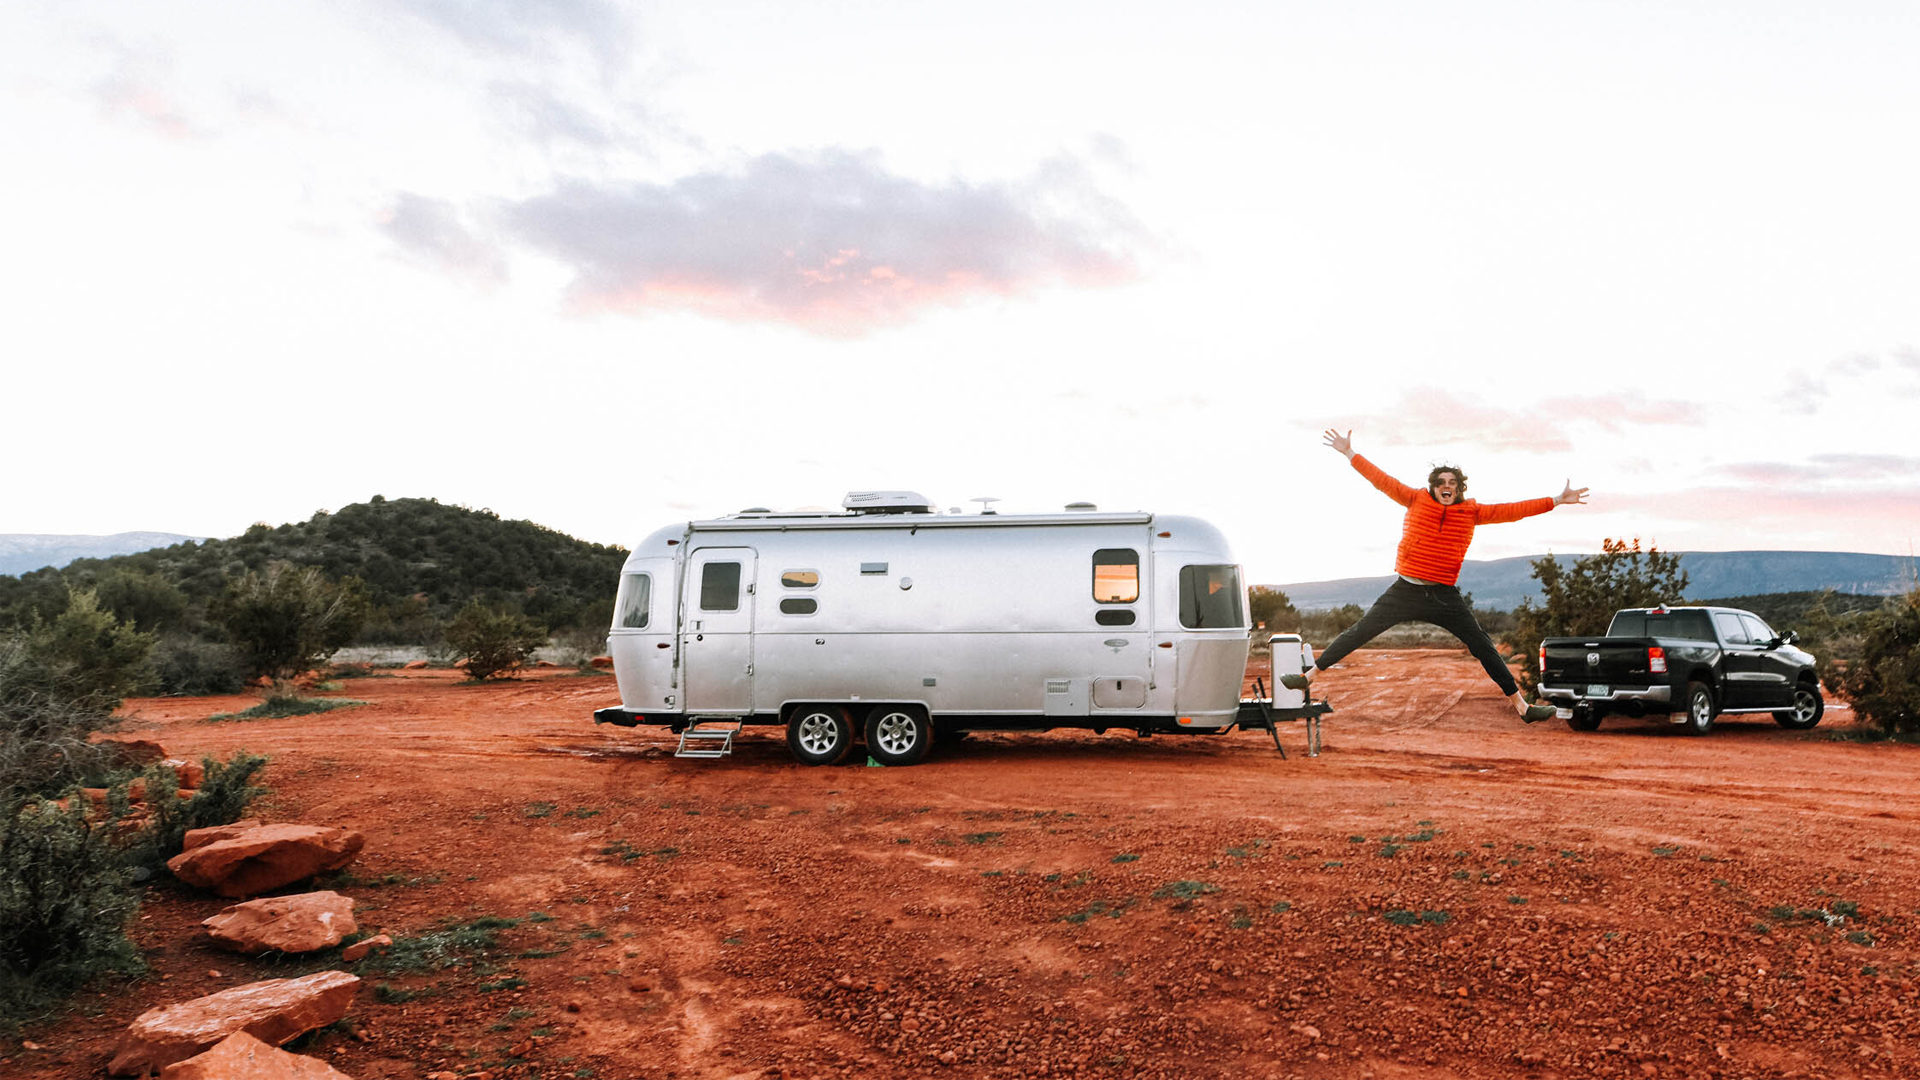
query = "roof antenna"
xmin=970 ymin=496 xmax=1000 ymax=516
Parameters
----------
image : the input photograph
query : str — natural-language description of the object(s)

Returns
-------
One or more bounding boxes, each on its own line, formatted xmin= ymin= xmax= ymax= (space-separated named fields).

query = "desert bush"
xmin=1506 ymin=539 xmax=1689 ymax=695
xmin=1831 ymin=590 xmax=1920 ymax=735
xmin=152 ymin=634 xmax=247 ymax=696
xmin=121 ymin=753 xmax=270 ymax=874
xmin=1298 ymin=604 xmax=1365 ymax=647
xmin=23 ymin=587 xmax=156 ymax=710
xmin=1248 ymin=587 xmax=1300 ymax=633
xmin=446 ymin=601 xmax=549 ymax=680
xmin=0 ymin=633 xmax=127 ymax=802
xmin=214 ymin=563 xmax=367 ymax=681
xmin=0 ymin=797 xmax=144 ymax=1029
xmin=94 ymin=569 xmax=190 ymax=634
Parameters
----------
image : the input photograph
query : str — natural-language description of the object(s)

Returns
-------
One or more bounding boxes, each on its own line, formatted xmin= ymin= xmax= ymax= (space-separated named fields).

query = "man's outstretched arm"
xmin=1325 ymin=428 xmax=1417 ymax=505
xmin=1478 ymin=479 xmax=1589 ymax=523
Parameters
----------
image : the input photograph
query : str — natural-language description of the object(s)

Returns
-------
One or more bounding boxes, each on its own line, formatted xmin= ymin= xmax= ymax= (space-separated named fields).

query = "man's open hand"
xmin=1323 ymin=428 xmax=1354 ymax=459
xmin=1555 ymin=480 xmax=1589 ymax=506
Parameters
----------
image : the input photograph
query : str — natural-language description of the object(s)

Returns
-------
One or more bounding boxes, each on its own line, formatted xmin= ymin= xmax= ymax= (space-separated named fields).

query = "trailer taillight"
xmin=1538 ymin=643 xmax=1546 ymax=673
xmin=1648 ymin=646 xmax=1667 ymax=674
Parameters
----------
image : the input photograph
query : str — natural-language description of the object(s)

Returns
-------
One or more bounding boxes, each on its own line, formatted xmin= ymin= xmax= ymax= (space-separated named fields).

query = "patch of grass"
xmin=964 ymin=832 xmax=1003 ymax=845
xmin=566 ymin=807 xmax=602 ymax=819
xmin=1110 ymin=853 xmax=1140 ymax=863
xmin=1377 ymin=843 xmax=1404 ymax=859
xmin=1846 ymin=930 xmax=1876 ymax=946
xmin=1651 ymin=846 xmax=1680 ymax=858
xmin=526 ymin=912 xmax=555 ymax=923
xmin=1384 ymin=909 xmax=1452 ymax=927
xmin=1151 ymin=880 xmax=1219 ymax=901
xmin=524 ymin=802 xmax=556 ymax=819
xmin=1060 ymin=897 xmax=1137 ymax=924
xmin=1507 ymin=896 xmax=1528 ymax=905
xmin=1451 ymin=869 xmax=1470 ymax=881
xmin=361 ymin=916 xmax=521 ymax=974
xmin=1348 ymin=835 xmax=1366 ymax=844
xmin=478 ymin=976 xmax=526 ymax=992
xmin=208 ymin=695 xmax=367 ymax=722
xmin=1270 ymin=901 xmax=1292 ymax=913
xmin=1405 ymin=830 xmax=1438 ymax=843
xmin=1322 ymin=861 xmax=1344 ymax=868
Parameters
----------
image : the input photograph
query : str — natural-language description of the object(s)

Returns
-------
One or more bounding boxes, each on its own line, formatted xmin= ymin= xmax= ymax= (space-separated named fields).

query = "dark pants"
xmin=1315 ymin=578 xmax=1519 ymax=696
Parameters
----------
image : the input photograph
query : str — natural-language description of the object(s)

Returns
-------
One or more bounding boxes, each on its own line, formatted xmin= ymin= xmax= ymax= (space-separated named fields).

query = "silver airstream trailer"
xmin=593 ymin=492 xmax=1320 ymax=765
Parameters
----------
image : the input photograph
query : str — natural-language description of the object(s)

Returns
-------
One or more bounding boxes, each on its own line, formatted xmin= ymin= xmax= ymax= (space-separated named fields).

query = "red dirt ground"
xmin=7 ymin=649 xmax=1918 ymax=1080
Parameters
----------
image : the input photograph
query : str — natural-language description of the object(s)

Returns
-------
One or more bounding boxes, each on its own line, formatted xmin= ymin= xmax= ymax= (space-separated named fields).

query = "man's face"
xmin=1432 ymin=472 xmax=1460 ymax=505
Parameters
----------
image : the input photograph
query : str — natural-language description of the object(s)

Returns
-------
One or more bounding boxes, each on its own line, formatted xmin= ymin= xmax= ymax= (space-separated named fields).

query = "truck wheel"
xmin=1682 ymin=681 xmax=1716 ymax=736
xmin=787 ymin=705 xmax=855 ymax=766
xmin=865 ymin=705 xmax=932 ymax=766
xmin=1772 ymin=684 xmax=1825 ymax=730
xmin=1566 ymin=707 xmax=1603 ymax=732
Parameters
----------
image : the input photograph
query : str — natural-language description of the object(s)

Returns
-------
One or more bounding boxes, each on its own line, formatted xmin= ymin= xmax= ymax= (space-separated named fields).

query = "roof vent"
xmin=1064 ymin=501 xmax=1098 ymax=512
xmin=737 ymin=507 xmax=773 ymax=515
xmin=842 ymin=490 xmax=935 ymax=515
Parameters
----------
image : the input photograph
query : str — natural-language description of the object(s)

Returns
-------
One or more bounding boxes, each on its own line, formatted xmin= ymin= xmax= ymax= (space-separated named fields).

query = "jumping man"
xmin=1281 ymin=429 xmax=1589 ymax=724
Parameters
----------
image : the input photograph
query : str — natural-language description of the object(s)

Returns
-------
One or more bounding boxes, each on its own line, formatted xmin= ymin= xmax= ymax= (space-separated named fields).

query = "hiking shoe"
xmin=1279 ymin=673 xmax=1312 ymax=692
xmin=1522 ymin=703 xmax=1557 ymax=724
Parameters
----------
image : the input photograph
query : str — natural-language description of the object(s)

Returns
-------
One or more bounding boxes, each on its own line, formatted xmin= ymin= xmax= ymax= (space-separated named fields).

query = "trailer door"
xmin=684 ymin=547 xmax=756 ymax=714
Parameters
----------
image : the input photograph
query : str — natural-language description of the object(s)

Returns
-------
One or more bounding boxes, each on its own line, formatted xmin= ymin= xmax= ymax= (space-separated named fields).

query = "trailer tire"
xmin=865 ymin=705 xmax=933 ymax=766
xmin=787 ymin=705 xmax=855 ymax=766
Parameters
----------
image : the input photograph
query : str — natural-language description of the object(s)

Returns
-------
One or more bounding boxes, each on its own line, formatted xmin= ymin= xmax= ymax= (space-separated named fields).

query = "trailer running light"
xmin=1177 ymin=716 xmax=1193 ymax=725
xmin=1648 ymin=646 xmax=1667 ymax=674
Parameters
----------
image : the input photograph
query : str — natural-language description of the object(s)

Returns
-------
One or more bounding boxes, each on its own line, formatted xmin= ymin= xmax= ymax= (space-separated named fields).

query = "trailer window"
xmin=700 ymin=562 xmax=741 ymax=611
xmin=1178 ymin=565 xmax=1245 ymax=629
xmin=781 ymin=570 xmax=819 ymax=589
xmin=614 ymin=573 xmax=651 ymax=629
xmin=1092 ymin=549 xmax=1139 ymax=604
xmin=779 ymin=597 xmax=817 ymax=615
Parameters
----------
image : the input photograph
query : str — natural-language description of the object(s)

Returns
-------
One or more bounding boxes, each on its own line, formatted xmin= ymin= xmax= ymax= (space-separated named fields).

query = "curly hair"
xmin=1427 ymin=464 xmax=1467 ymax=499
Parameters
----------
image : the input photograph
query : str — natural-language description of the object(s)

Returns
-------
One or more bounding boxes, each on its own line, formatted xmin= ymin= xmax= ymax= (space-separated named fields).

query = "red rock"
xmin=402 ymin=660 xmax=428 ymax=670
xmin=205 ymin=892 xmax=358 ymax=955
xmin=182 ymin=821 xmax=267 ymax=853
xmin=159 ymin=1031 xmax=353 ymax=1078
xmin=340 ymin=934 xmax=392 ymax=962
xmin=91 ymin=736 xmax=168 ymax=766
xmin=167 ymin=825 xmax=365 ymax=898
xmin=590 ymin=656 xmax=613 ymax=669
xmin=161 ymin=759 xmax=208 ymax=789
xmin=109 ymin=971 xmax=359 ymax=1075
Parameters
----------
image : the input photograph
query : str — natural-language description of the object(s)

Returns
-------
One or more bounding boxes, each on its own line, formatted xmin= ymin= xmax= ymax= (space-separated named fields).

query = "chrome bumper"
xmin=1541 ymin=684 xmax=1672 ymax=705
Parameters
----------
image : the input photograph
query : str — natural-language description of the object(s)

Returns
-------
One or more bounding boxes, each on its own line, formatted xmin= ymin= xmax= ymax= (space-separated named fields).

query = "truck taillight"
xmin=1538 ymin=644 xmax=1546 ymax=673
xmin=1648 ymin=646 xmax=1667 ymax=674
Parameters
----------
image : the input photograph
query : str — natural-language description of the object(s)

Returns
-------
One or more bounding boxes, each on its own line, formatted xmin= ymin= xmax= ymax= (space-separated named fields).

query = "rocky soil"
xmin=6 ymin=649 xmax=1917 ymax=1080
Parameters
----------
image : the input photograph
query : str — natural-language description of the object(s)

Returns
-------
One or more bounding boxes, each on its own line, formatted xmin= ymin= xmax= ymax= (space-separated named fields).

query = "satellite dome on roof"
xmin=842 ymin=490 xmax=936 ymax=514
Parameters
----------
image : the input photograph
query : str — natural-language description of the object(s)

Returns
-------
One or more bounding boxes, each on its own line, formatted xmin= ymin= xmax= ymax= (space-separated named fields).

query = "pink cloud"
xmin=1627 ymin=484 xmax=1920 ymax=555
xmin=500 ymin=150 xmax=1148 ymax=337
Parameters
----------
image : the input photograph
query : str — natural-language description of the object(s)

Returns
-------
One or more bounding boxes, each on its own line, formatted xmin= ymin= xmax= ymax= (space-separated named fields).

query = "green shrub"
xmin=214 ymin=563 xmax=367 ymax=682
xmin=122 ymin=754 xmax=270 ymax=874
xmin=445 ymin=602 xmax=548 ymax=680
xmin=94 ymin=570 xmax=190 ymax=634
xmin=208 ymin=696 xmax=366 ymax=722
xmin=0 ymin=635 xmax=124 ymax=801
xmin=22 ymin=588 xmax=156 ymax=710
xmin=0 ymin=797 xmax=144 ymax=1029
xmin=1507 ymin=539 xmax=1689 ymax=695
xmin=152 ymin=635 xmax=247 ymax=696
xmin=1833 ymin=591 xmax=1920 ymax=735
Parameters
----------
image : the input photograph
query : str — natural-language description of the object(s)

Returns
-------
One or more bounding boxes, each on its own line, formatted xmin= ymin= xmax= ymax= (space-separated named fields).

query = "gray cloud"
xmin=485 ymin=81 xmax=616 ymax=150
xmin=386 ymin=0 xmax=632 ymax=72
xmin=380 ymin=193 xmax=507 ymax=285
xmin=1719 ymin=454 xmax=1920 ymax=484
xmin=497 ymin=149 xmax=1149 ymax=335
xmin=1775 ymin=349 xmax=1920 ymax=413
xmin=92 ymin=50 xmax=198 ymax=140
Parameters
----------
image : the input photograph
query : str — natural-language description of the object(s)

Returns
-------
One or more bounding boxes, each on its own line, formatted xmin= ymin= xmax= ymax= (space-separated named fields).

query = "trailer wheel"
xmin=787 ymin=705 xmax=855 ymax=766
xmin=865 ymin=705 xmax=932 ymax=766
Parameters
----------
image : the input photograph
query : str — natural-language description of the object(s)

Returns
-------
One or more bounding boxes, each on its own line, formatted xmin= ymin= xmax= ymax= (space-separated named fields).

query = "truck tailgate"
xmin=1543 ymin=639 xmax=1658 ymax=687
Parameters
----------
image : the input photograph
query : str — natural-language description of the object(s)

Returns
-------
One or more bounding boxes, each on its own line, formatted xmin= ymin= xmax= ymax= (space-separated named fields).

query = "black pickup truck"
xmin=1539 ymin=606 xmax=1824 ymax=735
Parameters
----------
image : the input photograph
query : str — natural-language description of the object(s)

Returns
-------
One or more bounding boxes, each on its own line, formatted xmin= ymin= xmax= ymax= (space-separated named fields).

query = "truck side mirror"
xmin=1781 ymin=630 xmax=1798 ymax=645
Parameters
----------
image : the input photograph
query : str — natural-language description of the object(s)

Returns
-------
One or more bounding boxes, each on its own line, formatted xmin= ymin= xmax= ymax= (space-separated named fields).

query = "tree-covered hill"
xmin=0 ymin=497 xmax=628 ymax=639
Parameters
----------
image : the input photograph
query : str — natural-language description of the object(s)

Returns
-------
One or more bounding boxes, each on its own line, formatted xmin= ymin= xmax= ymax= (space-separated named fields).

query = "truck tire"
xmin=864 ymin=704 xmax=933 ymax=766
xmin=1772 ymin=684 xmax=1825 ymax=730
xmin=1566 ymin=706 xmax=1603 ymax=732
xmin=787 ymin=705 xmax=855 ymax=765
xmin=1682 ymin=681 xmax=1716 ymax=736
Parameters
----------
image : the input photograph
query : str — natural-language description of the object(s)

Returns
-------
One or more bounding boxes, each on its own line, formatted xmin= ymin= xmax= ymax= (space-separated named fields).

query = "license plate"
xmin=1584 ymin=684 xmax=1610 ymax=698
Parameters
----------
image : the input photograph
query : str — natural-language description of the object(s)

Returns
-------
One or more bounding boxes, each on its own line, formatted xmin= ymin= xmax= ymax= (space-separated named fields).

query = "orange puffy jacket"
xmin=1351 ymin=454 xmax=1554 ymax=586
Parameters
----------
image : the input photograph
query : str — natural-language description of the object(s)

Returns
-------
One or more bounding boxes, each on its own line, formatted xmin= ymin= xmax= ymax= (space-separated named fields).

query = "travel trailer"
xmin=593 ymin=492 xmax=1324 ymax=764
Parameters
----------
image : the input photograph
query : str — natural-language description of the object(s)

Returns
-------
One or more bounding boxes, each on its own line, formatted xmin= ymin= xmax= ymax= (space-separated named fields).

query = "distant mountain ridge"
xmin=0 ymin=532 xmax=204 ymax=576
xmin=1271 ymin=551 xmax=1916 ymax=611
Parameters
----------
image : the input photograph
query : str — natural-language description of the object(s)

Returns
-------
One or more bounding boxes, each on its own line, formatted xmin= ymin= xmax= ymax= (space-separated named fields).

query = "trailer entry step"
xmin=675 ymin=719 xmax=744 ymax=759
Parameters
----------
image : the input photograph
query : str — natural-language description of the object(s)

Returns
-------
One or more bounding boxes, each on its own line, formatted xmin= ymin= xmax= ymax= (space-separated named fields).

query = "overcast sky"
xmin=4 ymin=0 xmax=1917 ymax=585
